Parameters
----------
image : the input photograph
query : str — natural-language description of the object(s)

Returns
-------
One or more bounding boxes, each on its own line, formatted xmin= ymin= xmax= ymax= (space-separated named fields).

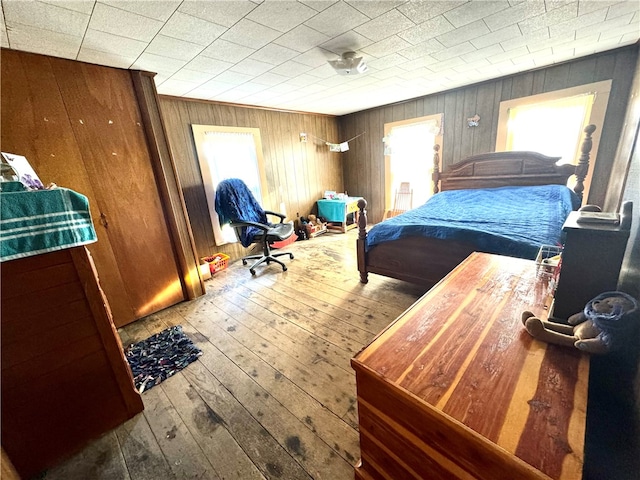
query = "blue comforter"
xmin=366 ymin=185 xmax=580 ymax=259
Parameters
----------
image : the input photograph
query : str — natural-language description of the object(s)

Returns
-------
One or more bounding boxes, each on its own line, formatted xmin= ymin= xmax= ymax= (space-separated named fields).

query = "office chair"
xmin=214 ymin=178 xmax=294 ymax=275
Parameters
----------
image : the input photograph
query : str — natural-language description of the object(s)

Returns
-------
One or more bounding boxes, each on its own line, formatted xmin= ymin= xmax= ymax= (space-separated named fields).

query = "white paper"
xmin=1 ymin=152 xmax=44 ymax=189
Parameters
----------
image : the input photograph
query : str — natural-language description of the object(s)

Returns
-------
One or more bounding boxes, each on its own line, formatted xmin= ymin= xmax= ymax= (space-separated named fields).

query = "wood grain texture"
xmin=0 ymin=49 xmax=189 ymax=326
xmin=352 ymin=253 xmax=589 ymax=480
xmin=158 ymin=96 xmax=342 ymax=261
xmin=340 ymin=46 xmax=638 ymax=223
xmin=1 ymin=247 xmax=143 ymax=479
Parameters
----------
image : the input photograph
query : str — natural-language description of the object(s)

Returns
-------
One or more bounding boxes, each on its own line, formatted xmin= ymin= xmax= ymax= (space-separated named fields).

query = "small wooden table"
xmin=352 ymin=252 xmax=589 ymax=480
xmin=317 ymin=197 xmax=361 ymax=233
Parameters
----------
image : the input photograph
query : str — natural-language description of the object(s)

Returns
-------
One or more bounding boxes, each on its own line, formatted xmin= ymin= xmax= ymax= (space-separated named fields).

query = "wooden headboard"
xmin=432 ymin=124 xmax=596 ymax=202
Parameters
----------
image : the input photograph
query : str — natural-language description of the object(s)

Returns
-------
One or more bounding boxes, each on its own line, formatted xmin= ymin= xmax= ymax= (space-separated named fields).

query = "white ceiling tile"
xmin=399 ymin=39 xmax=444 ymax=60
xmin=229 ymin=82 xmax=270 ymax=95
xmin=82 ymin=28 xmax=147 ymax=57
xmin=282 ymin=73 xmax=319 ymax=87
xmin=396 ymin=55 xmax=437 ymax=71
xmin=303 ymin=1 xmax=370 ymax=37
xmin=3 ymin=0 xmax=89 ymax=37
xmin=273 ymin=24 xmax=330 ymax=53
xmin=214 ymin=70 xmax=254 ymax=85
xmin=269 ymin=60 xmax=315 ymax=77
xmin=1 ymin=30 xmax=9 ymax=48
xmin=435 ymin=19 xmax=490 ymax=48
xmin=606 ymin=1 xmax=640 ymax=19
xmin=184 ymin=55 xmax=234 ymax=75
xmin=499 ymin=27 xmax=549 ymax=51
xmin=89 ymin=2 xmax=163 ymax=42
xmin=575 ymin=12 xmax=635 ymax=39
xmin=548 ymin=8 xmax=608 ymax=37
xmin=6 ymin=23 xmax=81 ymax=58
xmin=482 ymin=1 xmax=545 ymax=31
xmin=178 ymin=0 xmax=257 ymax=27
xmin=157 ymin=78 xmax=201 ymax=96
xmin=294 ymin=48 xmax=334 ymax=67
xmin=299 ymin=1 xmax=339 ymax=13
xmin=246 ymin=1 xmax=317 ymax=32
xmin=427 ymin=56 xmax=465 ymax=72
xmin=201 ymin=39 xmax=255 ymax=63
xmin=366 ymin=53 xmax=408 ymax=70
xmin=145 ymin=35 xmax=203 ymax=61
xmin=132 ymin=52 xmax=187 ymax=75
xmin=99 ymin=1 xmax=181 ymax=21
xmin=430 ymin=41 xmax=475 ymax=61
xmin=191 ymin=79 xmax=235 ymax=96
xmin=40 ymin=0 xmax=96 ymax=15
xmin=169 ymin=68 xmax=216 ymax=84
xmin=264 ymin=83 xmax=295 ymax=94
xmin=159 ymin=12 xmax=227 ymax=46
xmin=362 ymin=35 xmax=411 ymax=57
xmin=443 ymin=1 xmax=510 ymax=27
xmin=470 ymin=23 xmax=521 ymax=49
xmin=398 ymin=15 xmax=455 ymax=45
xmin=252 ymin=72 xmax=290 ymax=86
xmin=368 ymin=67 xmax=400 ymax=79
xmin=305 ymin=62 xmax=338 ymax=78
xmin=460 ymin=43 xmax=504 ymax=62
xmin=77 ymin=47 xmax=135 ymax=68
xmin=452 ymin=58 xmax=491 ymax=72
xmin=320 ymin=31 xmax=374 ymax=55
xmin=527 ymin=32 xmax=575 ymax=52
xmin=397 ymin=1 xmax=466 ymax=24
xmin=346 ymin=1 xmax=407 ymax=19
xmin=619 ymin=31 xmax=638 ymax=44
xmin=598 ymin=20 xmax=639 ymax=40
xmin=354 ymin=9 xmax=415 ymax=42
xmin=249 ymin=43 xmax=299 ymax=65
xmin=517 ymin=2 xmax=578 ymax=35
xmin=231 ymin=58 xmax=274 ymax=76
xmin=487 ymin=45 xmax=527 ymax=63
xmin=220 ymin=19 xmax=280 ymax=49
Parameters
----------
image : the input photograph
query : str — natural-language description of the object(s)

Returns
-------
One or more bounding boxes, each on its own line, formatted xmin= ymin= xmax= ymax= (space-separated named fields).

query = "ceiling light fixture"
xmin=328 ymin=51 xmax=368 ymax=75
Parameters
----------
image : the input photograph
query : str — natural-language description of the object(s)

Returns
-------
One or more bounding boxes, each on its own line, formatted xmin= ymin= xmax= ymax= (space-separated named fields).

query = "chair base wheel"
xmin=250 ymin=269 xmax=256 ymax=275
xmin=242 ymin=259 xmax=248 ymax=265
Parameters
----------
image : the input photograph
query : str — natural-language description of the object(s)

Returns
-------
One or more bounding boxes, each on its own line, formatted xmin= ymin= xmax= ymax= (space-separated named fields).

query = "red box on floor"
xmin=272 ymin=235 xmax=297 ymax=249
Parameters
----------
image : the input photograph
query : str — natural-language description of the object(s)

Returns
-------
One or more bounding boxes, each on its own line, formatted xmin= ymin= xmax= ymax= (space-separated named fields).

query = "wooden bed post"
xmin=432 ymin=144 xmax=441 ymax=194
xmin=574 ymin=124 xmax=596 ymax=202
xmin=357 ymin=198 xmax=368 ymax=283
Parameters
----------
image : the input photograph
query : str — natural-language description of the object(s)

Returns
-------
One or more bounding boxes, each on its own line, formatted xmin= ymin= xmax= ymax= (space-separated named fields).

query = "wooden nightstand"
xmin=551 ymin=202 xmax=632 ymax=321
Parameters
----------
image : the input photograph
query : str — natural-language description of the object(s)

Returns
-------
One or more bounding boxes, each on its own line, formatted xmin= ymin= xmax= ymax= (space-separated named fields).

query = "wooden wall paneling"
xmin=337 ymin=47 xmax=637 ymax=223
xmin=461 ymin=87 xmax=478 ymax=160
xmin=48 ymin=58 xmax=184 ymax=320
xmin=452 ymin=90 xmax=466 ymax=163
xmin=591 ymin=49 xmax=638 ymax=206
xmin=158 ymin=97 xmax=341 ymax=260
xmin=0 ymin=49 xmax=136 ymax=325
xmin=355 ymin=112 xmax=368 ymax=200
xmin=473 ymin=82 xmax=497 ymax=155
xmin=130 ymin=71 xmax=205 ymax=300
xmin=542 ymin=63 xmax=572 ymax=92
xmin=489 ymin=81 xmax=504 ymax=152
xmin=510 ymin=71 xmax=534 ymax=100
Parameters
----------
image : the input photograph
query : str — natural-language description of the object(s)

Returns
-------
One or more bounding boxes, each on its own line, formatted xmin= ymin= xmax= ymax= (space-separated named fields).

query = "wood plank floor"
xmin=40 ymin=230 xmax=426 ymax=480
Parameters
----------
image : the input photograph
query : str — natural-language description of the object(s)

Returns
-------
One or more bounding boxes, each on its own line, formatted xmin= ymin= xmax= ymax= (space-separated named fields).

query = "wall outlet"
xmin=300 ymin=133 xmax=307 ymax=143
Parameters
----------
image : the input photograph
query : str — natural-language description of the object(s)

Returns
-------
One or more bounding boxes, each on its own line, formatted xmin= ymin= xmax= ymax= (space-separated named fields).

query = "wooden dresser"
xmin=1 ymin=247 xmax=144 ymax=478
xmin=352 ymin=253 xmax=589 ymax=480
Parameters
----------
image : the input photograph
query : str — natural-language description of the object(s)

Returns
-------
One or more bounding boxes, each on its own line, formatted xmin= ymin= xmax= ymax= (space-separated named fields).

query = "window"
xmin=191 ymin=125 xmax=267 ymax=245
xmin=496 ymin=81 xmax=611 ymax=202
xmin=384 ymin=114 xmax=443 ymax=216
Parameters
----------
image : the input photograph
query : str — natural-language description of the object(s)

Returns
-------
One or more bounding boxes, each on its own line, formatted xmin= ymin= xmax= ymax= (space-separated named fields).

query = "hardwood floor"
xmin=40 ymin=230 xmax=426 ymax=480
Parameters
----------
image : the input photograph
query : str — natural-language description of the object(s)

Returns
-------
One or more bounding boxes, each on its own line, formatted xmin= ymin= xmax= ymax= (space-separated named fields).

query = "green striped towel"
xmin=1 ymin=187 xmax=97 ymax=262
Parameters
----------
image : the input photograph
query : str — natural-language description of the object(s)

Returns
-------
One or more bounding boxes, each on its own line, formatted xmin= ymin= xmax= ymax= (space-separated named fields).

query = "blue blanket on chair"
xmin=215 ymin=178 xmax=268 ymax=247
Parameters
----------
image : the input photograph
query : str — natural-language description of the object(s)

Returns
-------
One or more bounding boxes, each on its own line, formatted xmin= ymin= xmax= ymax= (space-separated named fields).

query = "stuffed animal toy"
xmin=521 ymin=291 xmax=639 ymax=354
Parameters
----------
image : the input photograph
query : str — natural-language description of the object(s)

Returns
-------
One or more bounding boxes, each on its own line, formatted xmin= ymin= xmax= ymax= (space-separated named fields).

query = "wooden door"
xmin=0 ymin=50 xmax=136 ymax=325
xmin=1 ymin=49 xmax=186 ymax=325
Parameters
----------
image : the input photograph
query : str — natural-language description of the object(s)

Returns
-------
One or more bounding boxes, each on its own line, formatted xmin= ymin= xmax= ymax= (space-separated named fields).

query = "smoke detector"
xmin=328 ymin=51 xmax=368 ymax=75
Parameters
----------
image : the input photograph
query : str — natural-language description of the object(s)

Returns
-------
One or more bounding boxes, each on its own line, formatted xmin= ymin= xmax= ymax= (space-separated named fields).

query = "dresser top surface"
xmin=353 ymin=252 xmax=589 ymax=479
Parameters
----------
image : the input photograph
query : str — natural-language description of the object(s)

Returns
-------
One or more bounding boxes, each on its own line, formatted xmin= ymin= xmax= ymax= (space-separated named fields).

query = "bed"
xmin=356 ymin=124 xmax=596 ymax=287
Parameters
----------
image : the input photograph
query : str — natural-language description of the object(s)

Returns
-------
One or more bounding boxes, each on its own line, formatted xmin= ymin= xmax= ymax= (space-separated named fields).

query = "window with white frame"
xmin=191 ymin=125 xmax=268 ymax=246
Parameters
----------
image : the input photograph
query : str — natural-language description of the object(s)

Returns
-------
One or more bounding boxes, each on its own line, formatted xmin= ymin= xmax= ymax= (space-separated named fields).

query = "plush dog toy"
xmin=521 ymin=291 xmax=639 ymax=354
